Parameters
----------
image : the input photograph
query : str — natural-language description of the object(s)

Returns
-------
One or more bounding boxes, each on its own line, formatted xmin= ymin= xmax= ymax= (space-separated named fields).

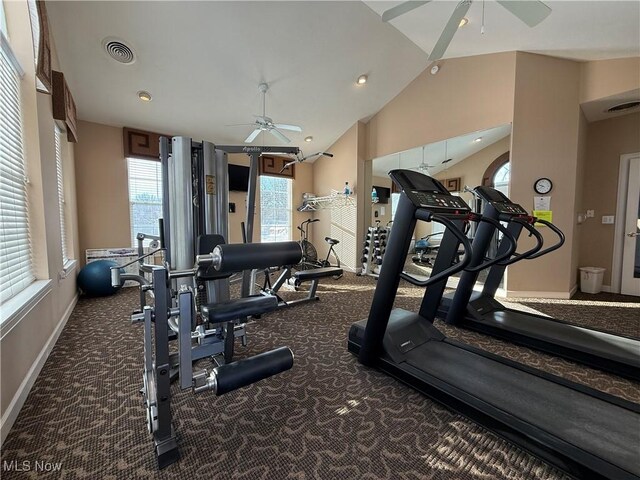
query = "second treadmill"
xmin=438 ymin=185 xmax=640 ymax=381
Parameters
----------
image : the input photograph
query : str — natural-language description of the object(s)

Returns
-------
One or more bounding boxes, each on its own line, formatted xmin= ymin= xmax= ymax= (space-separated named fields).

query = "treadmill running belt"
xmin=481 ymin=310 xmax=640 ymax=366
xmin=405 ymin=341 xmax=640 ymax=476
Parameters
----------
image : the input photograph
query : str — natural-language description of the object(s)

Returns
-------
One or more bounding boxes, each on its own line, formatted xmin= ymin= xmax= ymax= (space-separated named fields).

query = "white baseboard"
xmin=569 ymin=284 xmax=578 ymax=297
xmin=600 ymin=284 xmax=613 ymax=293
xmin=0 ymin=294 xmax=78 ymax=445
xmin=505 ymin=290 xmax=573 ymax=299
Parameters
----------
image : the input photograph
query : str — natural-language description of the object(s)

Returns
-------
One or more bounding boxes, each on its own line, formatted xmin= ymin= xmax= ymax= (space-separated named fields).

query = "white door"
xmin=621 ymin=155 xmax=640 ymax=296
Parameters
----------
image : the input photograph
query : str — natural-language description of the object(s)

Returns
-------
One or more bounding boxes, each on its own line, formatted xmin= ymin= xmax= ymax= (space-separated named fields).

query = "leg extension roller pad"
xmin=193 ymin=347 xmax=294 ymax=395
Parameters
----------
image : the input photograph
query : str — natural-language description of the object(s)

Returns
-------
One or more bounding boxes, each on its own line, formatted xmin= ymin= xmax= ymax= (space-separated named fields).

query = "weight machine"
xmin=112 ymin=137 xmax=302 ymax=468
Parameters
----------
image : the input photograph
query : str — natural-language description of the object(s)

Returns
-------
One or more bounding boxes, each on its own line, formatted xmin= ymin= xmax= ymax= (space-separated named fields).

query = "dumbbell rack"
xmin=361 ymin=225 xmax=390 ymax=276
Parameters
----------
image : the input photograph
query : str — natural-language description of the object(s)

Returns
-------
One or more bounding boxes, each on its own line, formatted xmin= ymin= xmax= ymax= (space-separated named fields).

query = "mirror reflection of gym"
xmin=366 ymin=124 xmax=511 ymax=284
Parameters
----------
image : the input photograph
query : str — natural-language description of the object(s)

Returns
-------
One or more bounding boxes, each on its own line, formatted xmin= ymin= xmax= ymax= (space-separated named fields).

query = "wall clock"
xmin=534 ymin=178 xmax=553 ymax=194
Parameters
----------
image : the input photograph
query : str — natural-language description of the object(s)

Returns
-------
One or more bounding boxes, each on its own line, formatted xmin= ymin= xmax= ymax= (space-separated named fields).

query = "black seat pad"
xmin=294 ymin=266 xmax=343 ymax=281
xmin=325 ymin=237 xmax=339 ymax=245
xmin=201 ymin=295 xmax=278 ymax=324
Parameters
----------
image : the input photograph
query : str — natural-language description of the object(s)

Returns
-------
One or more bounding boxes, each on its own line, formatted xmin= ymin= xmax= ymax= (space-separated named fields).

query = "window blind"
xmin=0 ymin=37 xmax=34 ymax=303
xmin=127 ymin=158 xmax=163 ymax=246
xmin=54 ymin=126 xmax=68 ymax=264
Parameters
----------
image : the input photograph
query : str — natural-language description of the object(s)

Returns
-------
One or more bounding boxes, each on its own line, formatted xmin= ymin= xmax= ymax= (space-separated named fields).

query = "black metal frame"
xmin=441 ymin=187 xmax=640 ymax=381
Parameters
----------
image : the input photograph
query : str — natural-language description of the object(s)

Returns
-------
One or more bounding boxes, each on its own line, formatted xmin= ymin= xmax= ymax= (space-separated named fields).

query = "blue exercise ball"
xmin=78 ymin=260 xmax=124 ymax=297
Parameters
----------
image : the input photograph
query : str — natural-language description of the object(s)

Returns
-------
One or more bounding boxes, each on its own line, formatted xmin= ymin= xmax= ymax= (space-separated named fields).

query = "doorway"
xmin=614 ymin=153 xmax=640 ymax=296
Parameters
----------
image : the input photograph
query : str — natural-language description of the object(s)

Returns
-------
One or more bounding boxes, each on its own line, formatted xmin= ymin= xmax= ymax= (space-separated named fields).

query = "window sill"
xmin=59 ymin=259 xmax=78 ymax=279
xmin=0 ymin=280 xmax=53 ymax=338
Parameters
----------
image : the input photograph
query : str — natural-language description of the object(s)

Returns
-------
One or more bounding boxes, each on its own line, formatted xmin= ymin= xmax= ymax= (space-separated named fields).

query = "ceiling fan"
xmin=228 ymin=83 xmax=302 ymax=144
xmin=381 ymin=0 xmax=552 ymax=61
xmin=412 ymin=145 xmax=452 ymax=174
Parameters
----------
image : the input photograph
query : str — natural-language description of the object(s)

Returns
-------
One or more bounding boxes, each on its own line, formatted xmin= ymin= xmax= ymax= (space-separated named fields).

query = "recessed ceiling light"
xmin=474 ymin=137 xmax=482 ymax=143
xmin=458 ymin=17 xmax=469 ymax=28
xmin=304 ymin=136 xmax=313 ymax=142
xmin=430 ymin=65 xmax=440 ymax=75
xmin=357 ymin=74 xmax=368 ymax=85
xmin=137 ymin=91 xmax=152 ymax=102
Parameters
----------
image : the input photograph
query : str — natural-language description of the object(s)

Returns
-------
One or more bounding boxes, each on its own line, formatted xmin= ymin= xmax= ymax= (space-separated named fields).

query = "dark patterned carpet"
xmin=2 ymin=273 xmax=639 ymax=479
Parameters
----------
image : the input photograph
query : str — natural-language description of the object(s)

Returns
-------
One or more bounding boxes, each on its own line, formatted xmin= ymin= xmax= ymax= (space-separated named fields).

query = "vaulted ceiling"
xmin=47 ymin=1 xmax=639 ymax=156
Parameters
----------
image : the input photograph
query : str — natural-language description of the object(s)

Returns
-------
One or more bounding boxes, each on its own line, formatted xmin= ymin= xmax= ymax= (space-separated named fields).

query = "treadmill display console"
xmin=389 ymin=169 xmax=471 ymax=214
xmin=492 ymin=203 xmax=528 ymax=215
xmin=408 ymin=191 xmax=470 ymax=213
xmin=474 ymin=186 xmax=528 ymax=216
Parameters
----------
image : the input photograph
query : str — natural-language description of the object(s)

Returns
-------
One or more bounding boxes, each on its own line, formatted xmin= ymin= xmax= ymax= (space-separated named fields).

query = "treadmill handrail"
xmin=526 ymin=219 xmax=565 ymax=259
xmin=400 ymin=213 xmax=473 ymax=287
xmin=464 ymin=215 xmax=517 ymax=272
xmin=495 ymin=217 xmax=545 ymax=266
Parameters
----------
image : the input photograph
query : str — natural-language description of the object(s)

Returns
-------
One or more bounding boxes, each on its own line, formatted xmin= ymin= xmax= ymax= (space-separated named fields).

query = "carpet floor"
xmin=2 ymin=273 xmax=639 ymax=479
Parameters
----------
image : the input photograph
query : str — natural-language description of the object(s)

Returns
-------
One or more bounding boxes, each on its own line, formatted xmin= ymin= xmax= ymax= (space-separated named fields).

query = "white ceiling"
xmin=46 ymin=1 xmax=428 ymax=155
xmin=372 ymin=124 xmax=511 ymax=177
xmin=364 ymin=1 xmax=640 ymax=62
xmin=581 ymin=89 xmax=640 ymax=122
xmin=47 ymin=1 xmax=639 ymax=160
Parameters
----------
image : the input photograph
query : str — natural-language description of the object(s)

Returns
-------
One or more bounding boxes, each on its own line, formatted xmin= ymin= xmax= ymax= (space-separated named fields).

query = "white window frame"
xmin=127 ymin=157 xmax=163 ymax=247
xmin=54 ymin=125 xmax=71 ymax=266
xmin=0 ymin=30 xmax=35 ymax=305
xmin=260 ymin=175 xmax=292 ymax=243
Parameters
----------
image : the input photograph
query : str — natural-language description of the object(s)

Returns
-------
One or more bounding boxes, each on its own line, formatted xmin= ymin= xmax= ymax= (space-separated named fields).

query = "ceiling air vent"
xmin=102 ymin=38 xmax=136 ymax=64
xmin=606 ymin=101 xmax=640 ymax=113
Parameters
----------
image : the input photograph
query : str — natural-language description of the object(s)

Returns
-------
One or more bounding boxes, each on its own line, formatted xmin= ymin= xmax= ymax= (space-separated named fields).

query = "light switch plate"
xmin=602 ymin=215 xmax=615 ymax=224
xmin=586 ymin=210 xmax=595 ymax=218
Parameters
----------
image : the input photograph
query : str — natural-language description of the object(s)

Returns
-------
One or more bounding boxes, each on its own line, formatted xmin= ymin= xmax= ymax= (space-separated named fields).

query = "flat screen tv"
xmin=228 ymin=164 xmax=250 ymax=192
xmin=373 ymin=186 xmax=391 ymax=204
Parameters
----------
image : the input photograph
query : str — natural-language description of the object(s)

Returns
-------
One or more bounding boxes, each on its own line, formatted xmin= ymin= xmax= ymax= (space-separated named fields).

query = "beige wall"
xmin=75 ymin=121 xmax=131 ymax=258
xmin=1 ymin=1 xmax=79 ymax=441
xmin=509 ymin=52 xmax=582 ymax=295
xmin=579 ymin=112 xmax=640 ymax=285
xmin=366 ymin=52 xmax=516 ymax=160
xmin=580 ymin=57 xmax=640 ymax=104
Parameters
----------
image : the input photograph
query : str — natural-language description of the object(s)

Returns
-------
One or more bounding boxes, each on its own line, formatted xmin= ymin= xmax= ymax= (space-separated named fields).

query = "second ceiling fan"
xmin=229 ymin=83 xmax=302 ymax=144
xmin=381 ymin=0 xmax=552 ymax=61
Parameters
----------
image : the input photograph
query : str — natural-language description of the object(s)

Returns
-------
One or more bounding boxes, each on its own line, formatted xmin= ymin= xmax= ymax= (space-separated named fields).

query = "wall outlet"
xmin=380 ymin=206 xmax=386 ymax=216
xmin=602 ymin=215 xmax=615 ymax=224
xmin=586 ymin=209 xmax=595 ymax=218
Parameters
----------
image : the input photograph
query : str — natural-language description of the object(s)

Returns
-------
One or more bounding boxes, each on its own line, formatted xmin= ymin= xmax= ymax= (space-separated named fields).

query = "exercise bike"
xmin=411 ymin=232 xmax=443 ymax=266
xmin=296 ymin=218 xmax=341 ymax=272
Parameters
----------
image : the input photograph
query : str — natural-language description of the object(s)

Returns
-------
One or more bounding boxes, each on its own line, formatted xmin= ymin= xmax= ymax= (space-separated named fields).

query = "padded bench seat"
xmin=201 ymin=295 xmax=278 ymax=324
xmin=293 ymin=266 xmax=343 ymax=282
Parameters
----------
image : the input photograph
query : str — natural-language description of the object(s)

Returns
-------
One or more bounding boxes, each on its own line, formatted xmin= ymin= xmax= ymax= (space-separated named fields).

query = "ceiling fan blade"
xmin=226 ymin=123 xmax=258 ymax=127
xmin=244 ymin=129 xmax=262 ymax=143
xmin=428 ymin=0 xmax=472 ymax=61
xmin=381 ymin=1 xmax=431 ymax=22
xmin=269 ymin=128 xmax=291 ymax=144
xmin=496 ymin=0 xmax=551 ymax=27
xmin=274 ymin=123 xmax=302 ymax=132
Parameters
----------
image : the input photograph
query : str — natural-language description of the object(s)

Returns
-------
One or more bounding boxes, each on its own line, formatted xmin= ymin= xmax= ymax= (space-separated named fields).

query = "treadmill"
xmin=349 ymin=170 xmax=640 ymax=480
xmin=438 ymin=186 xmax=640 ymax=381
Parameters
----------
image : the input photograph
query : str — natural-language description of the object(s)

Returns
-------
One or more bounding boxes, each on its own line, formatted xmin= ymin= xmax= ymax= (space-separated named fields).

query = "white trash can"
xmin=579 ymin=267 xmax=605 ymax=294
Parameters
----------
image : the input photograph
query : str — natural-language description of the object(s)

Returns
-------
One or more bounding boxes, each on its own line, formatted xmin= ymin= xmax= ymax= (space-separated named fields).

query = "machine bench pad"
xmin=202 ymin=295 xmax=278 ymax=323
xmin=294 ymin=267 xmax=343 ymax=281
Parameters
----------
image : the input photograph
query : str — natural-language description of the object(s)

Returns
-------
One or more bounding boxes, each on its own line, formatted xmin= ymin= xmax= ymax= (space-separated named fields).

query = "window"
xmin=54 ymin=126 xmax=69 ymax=264
xmin=260 ymin=176 xmax=292 ymax=242
xmin=0 ymin=32 xmax=35 ymax=303
xmin=127 ymin=158 xmax=163 ymax=246
xmin=493 ymin=161 xmax=510 ymax=196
